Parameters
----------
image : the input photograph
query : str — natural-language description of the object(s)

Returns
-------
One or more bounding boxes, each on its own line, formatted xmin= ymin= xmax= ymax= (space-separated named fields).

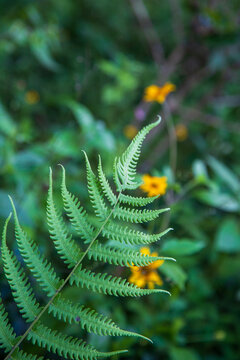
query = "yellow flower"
xmin=123 ymin=125 xmax=138 ymax=140
xmin=143 ymin=82 xmax=176 ymax=103
xmin=175 ymin=124 xmax=188 ymax=141
xmin=129 ymin=247 xmax=164 ymax=289
xmin=140 ymin=174 xmax=167 ymax=197
xmin=25 ymin=90 xmax=40 ymax=105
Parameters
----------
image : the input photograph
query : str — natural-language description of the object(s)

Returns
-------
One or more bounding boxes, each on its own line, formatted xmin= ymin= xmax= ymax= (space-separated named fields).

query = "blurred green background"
xmin=0 ymin=0 xmax=240 ymax=359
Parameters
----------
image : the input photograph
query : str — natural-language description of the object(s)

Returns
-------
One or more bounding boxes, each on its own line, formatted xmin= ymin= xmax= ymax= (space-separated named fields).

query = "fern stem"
xmin=5 ymin=191 xmax=122 ymax=360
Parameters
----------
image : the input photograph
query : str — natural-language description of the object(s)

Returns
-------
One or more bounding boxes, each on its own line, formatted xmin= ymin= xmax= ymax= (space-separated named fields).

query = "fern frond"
xmin=116 ymin=117 xmax=161 ymax=190
xmin=47 ymin=168 xmax=82 ymax=268
xmin=83 ymin=151 xmax=109 ymax=219
xmin=113 ymin=157 xmax=122 ymax=191
xmin=0 ymin=297 xmax=16 ymax=352
xmin=49 ymin=295 xmax=150 ymax=341
xmin=102 ymin=222 xmax=172 ymax=245
xmin=71 ymin=266 xmax=170 ymax=297
xmin=97 ymin=155 xmax=117 ymax=205
xmin=97 ymin=157 xmax=158 ymax=207
xmin=119 ymin=193 xmax=159 ymax=207
xmin=89 ymin=241 xmax=173 ymax=266
xmin=28 ymin=324 xmax=127 ymax=360
xmin=113 ymin=205 xmax=169 ymax=223
xmin=1 ymin=216 xmax=40 ymax=322
xmin=1 ymin=120 xmax=173 ymax=359
xmin=12 ymin=350 xmax=46 ymax=360
xmin=60 ymin=165 xmax=95 ymax=243
xmin=9 ymin=196 xmax=63 ymax=296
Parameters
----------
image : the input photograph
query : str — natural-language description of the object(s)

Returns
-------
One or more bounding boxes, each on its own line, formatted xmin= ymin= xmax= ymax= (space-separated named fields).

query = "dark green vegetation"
xmin=0 ymin=1 xmax=240 ymax=359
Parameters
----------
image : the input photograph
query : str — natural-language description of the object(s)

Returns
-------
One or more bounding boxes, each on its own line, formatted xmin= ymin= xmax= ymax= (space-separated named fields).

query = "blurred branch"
xmin=163 ymin=101 xmax=177 ymax=177
xmin=169 ymin=0 xmax=185 ymax=45
xmin=128 ymin=0 xmax=164 ymax=68
xmin=141 ymin=104 xmax=240 ymax=173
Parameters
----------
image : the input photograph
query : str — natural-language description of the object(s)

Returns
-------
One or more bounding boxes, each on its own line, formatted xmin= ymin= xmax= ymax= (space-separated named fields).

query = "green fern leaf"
xmin=113 ymin=205 xmax=169 ymax=223
xmin=0 ymin=298 xmax=45 ymax=360
xmin=1 ymin=216 xmax=40 ymax=322
xmin=89 ymin=241 xmax=174 ymax=266
xmin=119 ymin=193 xmax=159 ymax=207
xmin=12 ymin=350 xmax=47 ymax=360
xmin=28 ymin=323 xmax=127 ymax=360
xmin=97 ymin=155 xmax=117 ymax=205
xmin=1 ymin=120 xmax=173 ymax=359
xmin=49 ymin=295 xmax=150 ymax=341
xmin=47 ymin=168 xmax=82 ymax=267
xmin=0 ymin=297 xmax=16 ymax=352
xmin=97 ymin=157 xmax=157 ymax=207
xmin=60 ymin=165 xmax=95 ymax=243
xmin=116 ymin=118 xmax=161 ymax=190
xmin=102 ymin=222 xmax=172 ymax=245
xmin=83 ymin=151 xmax=109 ymax=219
xmin=9 ymin=197 xmax=63 ymax=296
xmin=70 ymin=266 xmax=170 ymax=297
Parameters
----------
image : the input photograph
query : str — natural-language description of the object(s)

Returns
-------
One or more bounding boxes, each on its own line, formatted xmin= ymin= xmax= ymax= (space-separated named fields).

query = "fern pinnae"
xmin=83 ymin=151 xmax=109 ymax=219
xmin=60 ymin=164 xmax=96 ymax=243
xmin=49 ymin=295 xmax=151 ymax=342
xmin=47 ymin=168 xmax=82 ymax=267
xmin=0 ymin=298 xmax=16 ymax=353
xmin=0 ymin=296 xmax=46 ymax=360
xmin=119 ymin=193 xmax=159 ymax=207
xmin=97 ymin=155 xmax=117 ymax=205
xmin=89 ymin=241 xmax=175 ymax=266
xmin=116 ymin=117 xmax=161 ymax=190
xmin=102 ymin=222 xmax=173 ymax=245
xmin=12 ymin=185 xmax=135 ymax=341
xmin=28 ymin=323 xmax=127 ymax=360
xmin=71 ymin=266 xmax=170 ymax=297
xmin=1 ymin=217 xmax=48 ymax=360
xmin=9 ymin=196 xmax=63 ymax=296
xmin=1 ymin=215 xmax=41 ymax=323
xmin=1 ymin=120 xmax=174 ymax=359
xmin=113 ymin=205 xmax=170 ymax=223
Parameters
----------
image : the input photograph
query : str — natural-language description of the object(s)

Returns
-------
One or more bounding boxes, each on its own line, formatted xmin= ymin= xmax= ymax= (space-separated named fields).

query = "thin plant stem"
xmin=160 ymin=101 xmax=177 ymax=231
xmin=163 ymin=101 xmax=177 ymax=178
xmin=4 ymin=191 xmax=122 ymax=360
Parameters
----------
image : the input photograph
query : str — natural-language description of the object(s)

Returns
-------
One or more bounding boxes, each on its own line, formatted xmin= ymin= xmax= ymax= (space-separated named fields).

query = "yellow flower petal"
xmin=143 ymin=85 xmax=160 ymax=102
xmin=140 ymin=247 xmax=151 ymax=256
xmin=135 ymin=277 xmax=147 ymax=288
xmin=147 ymin=271 xmax=163 ymax=285
xmin=143 ymin=83 xmax=176 ymax=103
xmin=140 ymin=175 xmax=168 ymax=197
xmin=149 ymin=259 xmax=164 ymax=270
xmin=148 ymin=282 xmax=155 ymax=289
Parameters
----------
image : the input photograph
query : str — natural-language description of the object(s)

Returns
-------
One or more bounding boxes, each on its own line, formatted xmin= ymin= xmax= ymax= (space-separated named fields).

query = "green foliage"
xmin=1 ymin=1 xmax=240 ymax=358
xmin=0 ymin=121 xmax=172 ymax=359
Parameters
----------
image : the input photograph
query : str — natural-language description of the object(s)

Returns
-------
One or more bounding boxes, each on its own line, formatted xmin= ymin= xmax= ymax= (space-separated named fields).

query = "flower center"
xmin=141 ymin=267 xmax=150 ymax=275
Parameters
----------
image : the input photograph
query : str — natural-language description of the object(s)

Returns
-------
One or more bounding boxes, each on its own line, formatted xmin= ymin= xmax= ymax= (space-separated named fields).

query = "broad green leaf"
xmin=170 ymin=346 xmax=199 ymax=360
xmin=195 ymin=190 xmax=239 ymax=212
xmin=0 ymin=102 xmax=16 ymax=137
xmin=30 ymin=30 xmax=60 ymax=72
xmin=192 ymin=159 xmax=208 ymax=183
xmin=161 ymin=238 xmax=205 ymax=256
xmin=160 ymin=262 xmax=187 ymax=290
xmin=215 ymin=219 xmax=240 ymax=253
xmin=208 ymin=156 xmax=240 ymax=193
xmin=65 ymin=100 xmax=115 ymax=152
